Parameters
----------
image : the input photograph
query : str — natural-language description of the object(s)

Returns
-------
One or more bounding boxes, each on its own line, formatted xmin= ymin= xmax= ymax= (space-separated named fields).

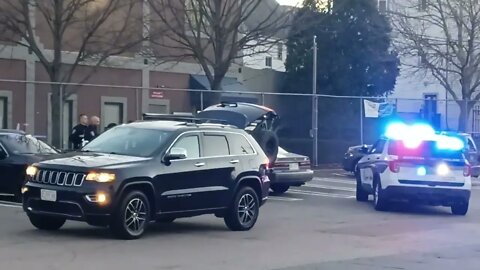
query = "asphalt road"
xmin=2 ymin=170 xmax=480 ymax=270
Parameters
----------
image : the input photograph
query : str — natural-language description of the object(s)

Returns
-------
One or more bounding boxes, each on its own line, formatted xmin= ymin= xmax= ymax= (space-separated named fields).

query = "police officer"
xmin=69 ymin=114 xmax=89 ymax=150
xmin=85 ymin=115 xmax=100 ymax=142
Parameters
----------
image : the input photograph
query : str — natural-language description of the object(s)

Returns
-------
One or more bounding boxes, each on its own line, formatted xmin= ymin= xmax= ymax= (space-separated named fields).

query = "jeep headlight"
xmin=86 ymin=172 xmax=116 ymax=183
xmin=26 ymin=166 xmax=38 ymax=177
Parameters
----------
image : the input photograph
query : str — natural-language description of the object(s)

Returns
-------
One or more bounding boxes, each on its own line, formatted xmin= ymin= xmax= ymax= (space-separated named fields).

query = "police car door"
xmin=359 ymin=139 xmax=386 ymax=189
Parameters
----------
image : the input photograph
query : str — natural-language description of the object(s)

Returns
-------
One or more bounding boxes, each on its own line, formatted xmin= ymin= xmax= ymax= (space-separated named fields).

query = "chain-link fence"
xmin=0 ymin=79 xmax=477 ymax=166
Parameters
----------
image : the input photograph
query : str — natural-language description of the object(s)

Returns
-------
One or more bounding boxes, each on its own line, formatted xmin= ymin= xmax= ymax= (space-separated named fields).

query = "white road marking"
xmin=332 ymin=173 xmax=352 ymax=177
xmin=303 ymin=183 xmax=356 ymax=192
xmin=268 ymin=197 xmax=303 ymax=202
xmin=0 ymin=202 xmax=22 ymax=208
xmin=0 ymin=193 xmax=14 ymax=197
xmin=312 ymin=178 xmax=355 ymax=185
xmin=288 ymin=189 xmax=355 ymax=199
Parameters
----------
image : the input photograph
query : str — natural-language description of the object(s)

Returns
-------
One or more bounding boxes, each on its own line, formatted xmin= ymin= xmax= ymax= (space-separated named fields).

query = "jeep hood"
xmin=36 ymin=152 xmax=150 ymax=170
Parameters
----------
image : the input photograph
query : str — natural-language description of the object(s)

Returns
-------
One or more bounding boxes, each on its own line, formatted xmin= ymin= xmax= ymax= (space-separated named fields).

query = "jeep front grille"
xmin=31 ymin=170 xmax=86 ymax=187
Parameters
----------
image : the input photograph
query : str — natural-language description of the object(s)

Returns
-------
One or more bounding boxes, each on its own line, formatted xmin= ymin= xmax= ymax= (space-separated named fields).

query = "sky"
xmin=276 ymin=0 xmax=303 ymax=7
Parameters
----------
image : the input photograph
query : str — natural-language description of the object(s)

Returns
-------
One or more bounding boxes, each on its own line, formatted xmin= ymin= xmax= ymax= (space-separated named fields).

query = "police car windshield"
xmin=82 ymin=126 xmax=172 ymax=157
xmin=388 ymin=140 xmax=464 ymax=160
xmin=0 ymin=134 xmax=57 ymax=155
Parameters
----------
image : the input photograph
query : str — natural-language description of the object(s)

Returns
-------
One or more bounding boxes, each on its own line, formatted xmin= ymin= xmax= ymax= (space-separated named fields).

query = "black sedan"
xmin=268 ymin=147 xmax=313 ymax=194
xmin=0 ymin=130 xmax=59 ymax=200
xmin=342 ymin=144 xmax=371 ymax=173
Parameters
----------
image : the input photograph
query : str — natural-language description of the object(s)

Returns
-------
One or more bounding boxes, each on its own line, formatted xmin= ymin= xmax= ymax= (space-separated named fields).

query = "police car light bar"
xmin=384 ymin=122 xmax=465 ymax=151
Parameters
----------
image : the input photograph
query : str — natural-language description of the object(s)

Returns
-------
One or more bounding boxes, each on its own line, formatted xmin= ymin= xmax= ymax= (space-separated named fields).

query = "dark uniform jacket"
xmin=85 ymin=125 xmax=99 ymax=142
xmin=69 ymin=124 xmax=88 ymax=150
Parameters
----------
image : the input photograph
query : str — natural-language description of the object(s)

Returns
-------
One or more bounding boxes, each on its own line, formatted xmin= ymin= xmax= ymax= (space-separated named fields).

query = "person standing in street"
xmin=86 ymin=116 xmax=100 ymax=143
xmin=69 ymin=114 xmax=89 ymax=150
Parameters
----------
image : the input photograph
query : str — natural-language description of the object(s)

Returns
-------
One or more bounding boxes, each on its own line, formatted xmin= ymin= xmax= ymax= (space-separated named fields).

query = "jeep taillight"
xmin=389 ymin=160 xmax=400 ymax=173
xmin=464 ymin=164 xmax=471 ymax=177
xmin=259 ymin=159 xmax=270 ymax=176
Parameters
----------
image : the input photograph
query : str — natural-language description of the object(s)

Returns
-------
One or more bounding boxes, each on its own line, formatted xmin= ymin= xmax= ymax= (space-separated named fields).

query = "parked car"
xmin=268 ymin=147 xmax=313 ymax=194
xmin=22 ymin=120 xmax=271 ymax=239
xmin=0 ymin=130 xmax=59 ymax=200
xmin=342 ymin=144 xmax=371 ymax=173
xmin=144 ymin=101 xmax=280 ymax=162
xmin=459 ymin=133 xmax=480 ymax=178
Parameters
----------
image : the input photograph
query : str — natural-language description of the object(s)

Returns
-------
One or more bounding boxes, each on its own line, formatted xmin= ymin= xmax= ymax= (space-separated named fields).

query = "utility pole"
xmin=312 ymin=35 xmax=318 ymax=167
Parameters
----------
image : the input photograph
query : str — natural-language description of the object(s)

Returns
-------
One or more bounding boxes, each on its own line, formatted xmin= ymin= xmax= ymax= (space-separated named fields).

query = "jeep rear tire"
xmin=271 ymin=184 xmax=290 ymax=194
xmin=253 ymin=130 xmax=279 ymax=163
xmin=224 ymin=186 xmax=259 ymax=231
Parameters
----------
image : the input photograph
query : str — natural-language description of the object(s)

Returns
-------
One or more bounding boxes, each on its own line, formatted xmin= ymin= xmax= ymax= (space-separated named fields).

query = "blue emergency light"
xmin=384 ymin=122 xmax=465 ymax=151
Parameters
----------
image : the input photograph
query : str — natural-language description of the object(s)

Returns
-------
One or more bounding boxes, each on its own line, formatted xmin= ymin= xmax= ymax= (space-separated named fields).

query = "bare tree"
xmin=0 ymin=0 xmax=144 ymax=147
xmin=390 ymin=0 xmax=480 ymax=131
xmin=147 ymin=0 xmax=292 ymax=92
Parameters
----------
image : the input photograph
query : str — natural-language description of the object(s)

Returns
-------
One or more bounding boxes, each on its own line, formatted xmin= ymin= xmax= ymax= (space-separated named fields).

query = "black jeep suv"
xmin=22 ymin=121 xmax=270 ymax=239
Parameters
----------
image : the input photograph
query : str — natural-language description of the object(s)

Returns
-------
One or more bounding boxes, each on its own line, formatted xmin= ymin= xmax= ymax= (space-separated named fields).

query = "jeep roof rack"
xmin=142 ymin=113 xmax=233 ymax=126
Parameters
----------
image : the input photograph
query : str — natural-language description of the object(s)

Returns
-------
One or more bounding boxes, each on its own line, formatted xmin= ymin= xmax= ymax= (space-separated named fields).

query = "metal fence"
xmin=0 ymin=79 xmax=477 ymax=166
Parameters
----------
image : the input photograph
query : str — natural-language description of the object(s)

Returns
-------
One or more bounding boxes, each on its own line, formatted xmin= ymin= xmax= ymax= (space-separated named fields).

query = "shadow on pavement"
xmin=19 ymin=219 xmax=229 ymax=240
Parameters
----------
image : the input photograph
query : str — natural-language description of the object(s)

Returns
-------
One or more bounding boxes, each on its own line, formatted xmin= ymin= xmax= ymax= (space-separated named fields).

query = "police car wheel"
xmin=451 ymin=202 xmax=469 ymax=216
xmin=355 ymin=169 xmax=368 ymax=202
xmin=373 ymin=180 xmax=389 ymax=211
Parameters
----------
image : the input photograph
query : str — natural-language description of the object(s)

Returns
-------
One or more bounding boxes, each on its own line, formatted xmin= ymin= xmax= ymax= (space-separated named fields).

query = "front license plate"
xmin=289 ymin=163 xmax=299 ymax=171
xmin=40 ymin=189 xmax=57 ymax=202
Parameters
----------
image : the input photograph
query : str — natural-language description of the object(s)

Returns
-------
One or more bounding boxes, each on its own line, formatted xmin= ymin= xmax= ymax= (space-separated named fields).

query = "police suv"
xmin=355 ymin=123 xmax=471 ymax=215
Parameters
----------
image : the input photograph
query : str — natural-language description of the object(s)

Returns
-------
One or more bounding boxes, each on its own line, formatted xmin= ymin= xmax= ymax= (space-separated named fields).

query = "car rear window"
xmin=229 ymin=134 xmax=255 ymax=155
xmin=388 ymin=140 xmax=464 ymax=160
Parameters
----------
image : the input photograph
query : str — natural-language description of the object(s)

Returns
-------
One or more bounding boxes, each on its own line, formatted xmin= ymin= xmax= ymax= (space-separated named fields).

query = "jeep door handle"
xmin=194 ymin=162 xmax=206 ymax=167
xmin=230 ymin=160 xmax=240 ymax=164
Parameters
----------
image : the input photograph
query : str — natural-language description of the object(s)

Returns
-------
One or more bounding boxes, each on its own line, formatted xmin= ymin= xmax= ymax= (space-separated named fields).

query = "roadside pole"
xmin=312 ymin=36 xmax=318 ymax=167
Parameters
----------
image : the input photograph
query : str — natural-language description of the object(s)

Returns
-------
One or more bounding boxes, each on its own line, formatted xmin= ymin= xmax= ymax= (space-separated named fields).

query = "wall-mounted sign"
xmin=150 ymin=91 xmax=164 ymax=99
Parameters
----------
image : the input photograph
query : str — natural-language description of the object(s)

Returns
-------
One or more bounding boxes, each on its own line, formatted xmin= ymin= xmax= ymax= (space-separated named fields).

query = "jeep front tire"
xmin=110 ymin=190 xmax=151 ymax=240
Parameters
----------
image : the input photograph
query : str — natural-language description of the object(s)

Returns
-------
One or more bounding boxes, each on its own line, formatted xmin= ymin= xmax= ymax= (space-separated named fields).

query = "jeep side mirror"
xmin=164 ymin=147 xmax=187 ymax=165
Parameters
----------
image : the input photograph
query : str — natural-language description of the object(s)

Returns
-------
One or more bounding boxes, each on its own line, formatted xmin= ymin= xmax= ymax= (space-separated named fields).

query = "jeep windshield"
xmin=388 ymin=140 xmax=464 ymax=160
xmin=82 ymin=126 xmax=172 ymax=157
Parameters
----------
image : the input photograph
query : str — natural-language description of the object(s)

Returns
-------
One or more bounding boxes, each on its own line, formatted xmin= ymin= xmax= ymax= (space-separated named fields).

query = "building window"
xmin=104 ymin=102 xmax=124 ymax=128
xmin=423 ymin=93 xmax=438 ymax=118
xmin=418 ymin=53 xmax=428 ymax=66
xmin=185 ymin=0 xmax=210 ymax=33
xmin=0 ymin=97 xmax=6 ymax=129
xmin=148 ymin=104 xmax=168 ymax=114
xmin=378 ymin=0 xmax=387 ymax=13
xmin=265 ymin=56 xmax=273 ymax=67
xmin=277 ymin=43 xmax=283 ymax=60
xmin=419 ymin=0 xmax=428 ymax=11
